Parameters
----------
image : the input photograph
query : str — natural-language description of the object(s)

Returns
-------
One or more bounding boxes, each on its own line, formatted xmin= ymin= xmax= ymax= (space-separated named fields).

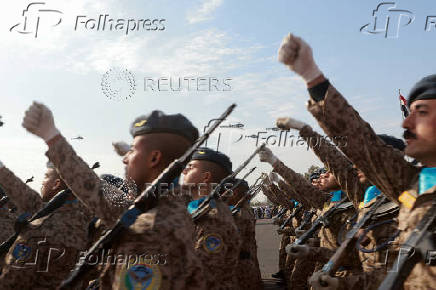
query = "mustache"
xmin=403 ymin=130 xmax=417 ymax=140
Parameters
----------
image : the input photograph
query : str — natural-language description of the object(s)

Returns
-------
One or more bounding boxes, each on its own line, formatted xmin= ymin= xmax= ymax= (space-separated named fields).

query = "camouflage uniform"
xmin=233 ymin=203 xmax=263 ymax=290
xmin=0 ymin=196 xmax=92 ymax=289
xmin=306 ymin=81 xmax=435 ymax=289
xmin=193 ymin=199 xmax=241 ymax=289
xmin=0 ymin=167 xmax=44 ymax=215
xmin=0 ymin=165 xmax=97 ymax=289
xmin=46 ymin=135 xmax=206 ymax=289
xmin=272 ymin=161 xmax=330 ymax=209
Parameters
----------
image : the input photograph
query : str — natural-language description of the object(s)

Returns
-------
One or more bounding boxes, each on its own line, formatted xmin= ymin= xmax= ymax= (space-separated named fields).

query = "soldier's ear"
xmin=202 ymin=171 xmax=212 ymax=183
xmin=149 ymin=150 xmax=163 ymax=168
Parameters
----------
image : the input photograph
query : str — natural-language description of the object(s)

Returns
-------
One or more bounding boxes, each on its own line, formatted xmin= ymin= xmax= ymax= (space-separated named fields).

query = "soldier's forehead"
xmin=411 ymin=99 xmax=436 ymax=110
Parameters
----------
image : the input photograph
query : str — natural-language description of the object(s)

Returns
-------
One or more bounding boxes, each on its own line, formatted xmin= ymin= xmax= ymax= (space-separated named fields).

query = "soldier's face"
xmin=353 ymin=164 xmax=367 ymax=183
xmin=182 ymin=160 xmax=208 ymax=185
xmin=402 ymin=99 xmax=436 ymax=166
xmin=40 ymin=168 xmax=61 ymax=201
xmin=319 ymin=172 xmax=339 ymax=191
xmin=123 ymin=136 xmax=154 ymax=190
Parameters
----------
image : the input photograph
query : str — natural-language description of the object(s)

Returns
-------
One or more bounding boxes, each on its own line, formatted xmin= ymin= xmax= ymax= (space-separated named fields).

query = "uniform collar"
xmin=419 ymin=167 xmax=436 ymax=195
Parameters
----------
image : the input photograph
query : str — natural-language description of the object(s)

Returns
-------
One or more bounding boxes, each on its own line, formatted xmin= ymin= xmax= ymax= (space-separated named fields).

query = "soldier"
xmin=223 ymin=178 xmax=263 ymax=290
xmin=182 ymin=147 xmax=241 ymax=289
xmin=277 ymin=32 xmax=436 ymax=289
xmin=278 ymin=116 xmax=406 ymax=289
xmin=259 ymin=147 xmax=360 ymax=289
xmin=0 ymin=159 xmax=94 ymax=289
xmin=22 ymin=103 xmax=206 ymax=289
xmin=0 ymin=185 xmax=16 ymax=264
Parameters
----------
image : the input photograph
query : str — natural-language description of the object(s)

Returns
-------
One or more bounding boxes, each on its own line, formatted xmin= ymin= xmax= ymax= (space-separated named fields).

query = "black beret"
xmin=192 ymin=147 xmax=232 ymax=174
xmin=407 ymin=74 xmax=436 ymax=107
xmin=377 ymin=134 xmax=405 ymax=151
xmin=130 ymin=110 xmax=199 ymax=144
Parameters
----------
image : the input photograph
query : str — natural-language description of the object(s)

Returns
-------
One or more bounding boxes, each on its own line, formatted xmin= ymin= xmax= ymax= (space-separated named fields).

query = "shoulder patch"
xmin=12 ymin=243 xmax=32 ymax=261
xmin=121 ymin=264 xmax=162 ymax=290
xmin=203 ymin=233 xmax=224 ymax=254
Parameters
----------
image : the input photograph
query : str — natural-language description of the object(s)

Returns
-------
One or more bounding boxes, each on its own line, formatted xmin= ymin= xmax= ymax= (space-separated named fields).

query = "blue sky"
xmin=0 ymin=0 xmax=434 ymax=202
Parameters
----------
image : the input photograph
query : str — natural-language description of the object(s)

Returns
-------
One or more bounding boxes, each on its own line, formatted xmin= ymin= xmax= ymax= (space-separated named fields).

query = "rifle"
xmin=0 ymin=189 xmax=72 ymax=257
xmin=220 ymin=167 xmax=257 ymax=199
xmin=60 ymin=104 xmax=236 ymax=289
xmin=231 ymin=183 xmax=263 ymax=216
xmin=279 ymin=204 xmax=303 ymax=231
xmin=191 ymin=143 xmax=265 ymax=221
xmin=378 ymin=202 xmax=436 ymax=290
xmin=273 ymin=207 xmax=288 ymax=220
xmin=296 ymin=209 xmax=316 ymax=232
xmin=288 ymin=198 xmax=353 ymax=249
xmin=318 ymin=196 xmax=389 ymax=278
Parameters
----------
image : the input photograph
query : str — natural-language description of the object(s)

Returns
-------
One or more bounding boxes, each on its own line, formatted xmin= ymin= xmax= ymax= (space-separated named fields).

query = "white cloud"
xmin=186 ymin=0 xmax=223 ymax=24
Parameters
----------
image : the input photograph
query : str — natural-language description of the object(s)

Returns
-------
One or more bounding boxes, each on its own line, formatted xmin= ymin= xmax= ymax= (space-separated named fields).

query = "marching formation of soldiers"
xmin=0 ymin=32 xmax=434 ymax=290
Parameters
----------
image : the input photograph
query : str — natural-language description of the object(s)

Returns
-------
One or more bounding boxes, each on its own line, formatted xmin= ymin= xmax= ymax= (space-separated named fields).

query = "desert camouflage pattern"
xmin=299 ymin=125 xmax=367 ymax=209
xmin=307 ymin=83 xmax=434 ymax=289
xmin=193 ymin=198 xmax=241 ymax=289
xmin=99 ymin=196 xmax=207 ymax=290
xmin=0 ymin=167 xmax=43 ymax=215
xmin=0 ymin=198 xmax=92 ymax=289
xmin=273 ymin=160 xmax=330 ymax=209
xmin=233 ymin=203 xmax=262 ymax=290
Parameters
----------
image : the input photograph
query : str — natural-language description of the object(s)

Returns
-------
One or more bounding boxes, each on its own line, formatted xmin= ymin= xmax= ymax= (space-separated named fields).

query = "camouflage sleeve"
xmin=46 ymin=135 xmax=130 ymax=227
xmin=0 ymin=167 xmax=43 ymax=214
xmin=277 ymin=179 xmax=311 ymax=209
xmin=272 ymin=160 xmax=329 ymax=209
xmin=269 ymin=183 xmax=292 ymax=208
xmin=261 ymin=184 xmax=280 ymax=206
xmin=299 ymin=125 xmax=365 ymax=209
xmin=307 ymin=85 xmax=419 ymax=202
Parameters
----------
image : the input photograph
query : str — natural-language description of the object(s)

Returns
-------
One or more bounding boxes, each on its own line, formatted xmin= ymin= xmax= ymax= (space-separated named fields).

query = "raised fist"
xmin=278 ymin=33 xmax=322 ymax=83
xmin=276 ymin=116 xmax=308 ymax=131
xmin=259 ymin=147 xmax=278 ymax=165
xmin=112 ymin=141 xmax=131 ymax=156
xmin=22 ymin=101 xmax=59 ymax=142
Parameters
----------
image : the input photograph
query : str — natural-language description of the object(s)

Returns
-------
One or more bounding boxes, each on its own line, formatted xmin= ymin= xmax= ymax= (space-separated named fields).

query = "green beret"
xmin=407 ymin=74 xmax=436 ymax=107
xmin=130 ymin=110 xmax=199 ymax=144
xmin=192 ymin=147 xmax=232 ymax=174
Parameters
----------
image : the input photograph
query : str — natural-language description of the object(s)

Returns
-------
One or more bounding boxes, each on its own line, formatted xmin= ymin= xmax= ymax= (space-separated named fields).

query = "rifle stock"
xmin=378 ymin=202 xmax=436 ymax=290
xmin=321 ymin=196 xmax=388 ymax=276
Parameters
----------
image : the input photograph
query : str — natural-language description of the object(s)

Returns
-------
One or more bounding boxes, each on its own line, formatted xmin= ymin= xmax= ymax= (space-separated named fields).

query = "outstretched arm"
xmin=0 ymin=161 xmax=43 ymax=215
xmin=259 ymin=146 xmax=329 ymax=209
xmin=277 ymin=33 xmax=419 ymax=202
xmin=22 ymin=102 xmax=132 ymax=227
xmin=277 ymin=117 xmax=366 ymax=209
